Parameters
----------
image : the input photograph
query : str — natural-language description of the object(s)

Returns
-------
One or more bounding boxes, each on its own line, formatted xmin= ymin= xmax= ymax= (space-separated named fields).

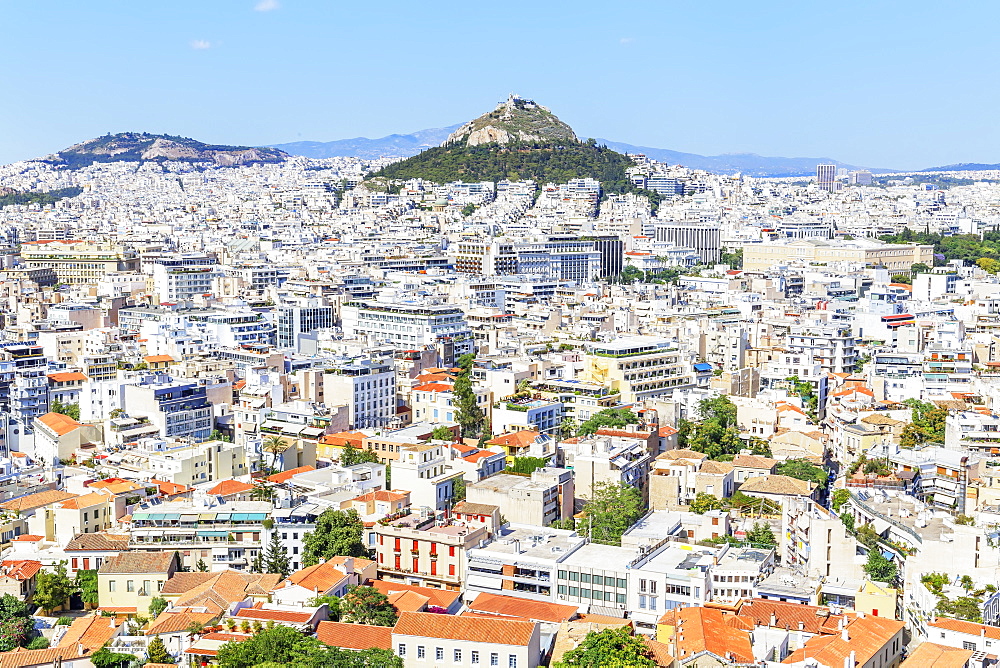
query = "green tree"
xmin=453 ymin=371 xmax=484 ymax=439
xmin=89 ymin=646 xmax=139 ymax=668
xmin=49 ymin=399 xmax=81 ymax=421
xmin=689 ymin=493 xmax=726 ymax=514
xmin=431 ymin=425 xmax=455 ymax=441
xmin=339 ymin=585 xmax=399 ymax=626
xmin=677 ymin=396 xmax=746 ymax=459
xmin=250 ymin=483 xmax=275 ymax=502
xmin=936 ymin=596 xmax=983 ymax=623
xmin=453 ymin=476 xmax=466 ymax=502
xmin=785 ymin=376 xmax=818 ymax=421
xmin=840 ymin=512 xmax=855 ymax=533
xmin=250 ymin=551 xmax=264 ymax=574
xmin=33 ymin=562 xmax=74 ymax=615
xmin=148 ymin=596 xmax=168 ymax=619
xmin=911 ymin=262 xmax=931 ymax=274
xmin=556 ymin=626 xmax=656 ymax=667
xmin=263 ymin=532 xmax=291 ymax=577
xmin=146 ymin=635 xmax=174 ymax=663
xmin=831 ymin=489 xmax=851 ymax=513
xmin=580 ymin=482 xmax=645 ymax=545
xmin=864 ymin=549 xmax=898 ymax=583
xmin=339 ymin=444 xmax=381 ymax=468
xmin=978 ymin=257 xmax=1000 ymax=274
xmin=746 ymin=522 xmax=776 ymax=547
xmin=456 ymin=353 xmax=475 ymax=372
xmin=308 ymin=595 xmax=341 ymax=621
xmin=576 ymin=408 xmax=639 ymax=437
xmin=0 ymin=593 xmax=34 ymax=651
xmin=776 ymin=459 xmax=828 ymax=490
xmin=508 ymin=456 xmax=548 ymax=475
xmin=196 ymin=558 xmax=209 ymax=572
xmin=302 ymin=508 xmax=367 ymax=566
xmin=263 ymin=434 xmax=289 ymax=468
xmin=890 ymin=273 xmax=912 ymax=284
xmin=75 ymin=568 xmax=100 ymax=607
xmin=900 ymin=399 xmax=946 ymax=447
xmin=26 ymin=636 xmax=49 ymax=649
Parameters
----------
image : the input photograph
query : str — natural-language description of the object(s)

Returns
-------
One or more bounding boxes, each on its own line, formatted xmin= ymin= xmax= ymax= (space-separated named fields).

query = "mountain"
xmin=269 ymin=125 xmax=462 ymax=159
xmin=919 ymin=163 xmax=1000 ymax=172
xmin=45 ymin=132 xmax=288 ymax=169
xmin=592 ymin=139 xmax=876 ymax=177
xmin=369 ymin=95 xmax=636 ymax=189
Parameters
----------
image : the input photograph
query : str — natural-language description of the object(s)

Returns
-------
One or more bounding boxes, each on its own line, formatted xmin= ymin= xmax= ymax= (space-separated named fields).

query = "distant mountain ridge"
xmin=271 ymin=125 xmax=882 ymax=177
xmin=270 ymin=125 xmax=462 ymax=160
xmin=46 ymin=132 xmax=288 ymax=168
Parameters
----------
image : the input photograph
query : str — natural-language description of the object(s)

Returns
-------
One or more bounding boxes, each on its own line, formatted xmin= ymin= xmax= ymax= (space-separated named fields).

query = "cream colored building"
xmin=20 ymin=240 xmax=139 ymax=285
xmin=743 ymin=238 xmax=934 ymax=272
xmin=580 ymin=336 xmax=694 ymax=403
xmin=97 ymin=551 xmax=179 ymax=615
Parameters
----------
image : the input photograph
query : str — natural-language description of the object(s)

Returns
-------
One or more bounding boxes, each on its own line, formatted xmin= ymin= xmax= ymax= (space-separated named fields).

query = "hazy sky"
xmin=2 ymin=0 xmax=998 ymax=169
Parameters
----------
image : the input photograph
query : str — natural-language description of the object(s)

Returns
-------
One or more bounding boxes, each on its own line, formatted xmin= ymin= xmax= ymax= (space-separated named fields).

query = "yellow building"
xmin=19 ymin=240 xmax=139 ymax=285
xmin=579 ymin=337 xmax=693 ymax=404
xmin=856 ymin=580 xmax=899 ymax=619
xmin=97 ymin=551 xmax=178 ymax=615
xmin=743 ymin=239 xmax=934 ymax=273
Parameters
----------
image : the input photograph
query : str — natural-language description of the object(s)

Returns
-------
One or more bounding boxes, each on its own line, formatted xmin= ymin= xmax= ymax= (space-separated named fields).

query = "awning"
xmin=197 ymin=531 xmax=229 ymax=538
xmin=162 ymin=513 xmax=181 ymax=521
xmin=132 ymin=513 xmax=149 ymax=520
xmin=466 ymin=574 xmax=502 ymax=590
xmin=215 ymin=513 xmax=232 ymax=520
xmin=231 ymin=513 xmax=251 ymax=521
xmin=180 ymin=514 xmax=198 ymax=522
xmin=247 ymin=513 xmax=268 ymax=521
xmin=198 ymin=513 xmax=216 ymax=520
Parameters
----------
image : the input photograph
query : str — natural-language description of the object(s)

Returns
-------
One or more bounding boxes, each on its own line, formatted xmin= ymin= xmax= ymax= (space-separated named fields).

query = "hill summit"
xmin=45 ymin=132 xmax=288 ymax=169
xmin=371 ymin=95 xmax=636 ymax=190
xmin=443 ymin=94 xmax=577 ymax=147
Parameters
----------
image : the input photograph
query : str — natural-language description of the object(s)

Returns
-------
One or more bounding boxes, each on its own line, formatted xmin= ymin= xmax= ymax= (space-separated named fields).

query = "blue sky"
xmin=1 ymin=0 xmax=997 ymax=169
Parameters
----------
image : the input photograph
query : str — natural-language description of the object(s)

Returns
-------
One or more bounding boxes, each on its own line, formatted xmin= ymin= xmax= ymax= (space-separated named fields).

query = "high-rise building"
xmin=276 ymin=300 xmax=334 ymax=350
xmin=654 ymin=222 xmax=721 ymax=264
xmin=816 ymin=164 xmax=838 ymax=192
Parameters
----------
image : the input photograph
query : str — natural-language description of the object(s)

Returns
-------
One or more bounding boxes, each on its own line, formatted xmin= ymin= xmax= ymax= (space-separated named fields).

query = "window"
xmin=436 ymin=647 xmax=444 ymax=661
xmin=650 ymin=597 xmax=657 ymax=610
xmin=491 ymin=653 xmax=499 ymax=666
xmin=569 ymin=572 xmax=579 ymax=581
xmin=558 ymin=585 xmax=567 ymax=595
xmin=398 ymin=644 xmax=406 ymax=657
xmin=649 ymin=581 xmax=657 ymax=594
xmin=509 ymin=656 xmax=517 ymax=668
xmin=592 ymin=575 xmax=603 ymax=586
xmin=639 ymin=595 xmax=646 ymax=609
xmin=580 ymin=573 xmax=591 ymax=584
xmin=417 ymin=646 xmax=425 ymax=659
xmin=108 ymin=580 xmax=116 ymax=592
xmin=454 ymin=649 xmax=462 ymax=662
xmin=963 ymin=642 xmax=977 ymax=651
xmin=617 ymin=593 xmax=627 ymax=604
xmin=558 ymin=570 xmax=567 ymax=579
xmin=580 ymin=589 xmax=590 ymax=599
xmin=617 ymin=578 xmax=626 ymax=589
xmin=472 ymin=651 xmax=480 ymax=664
xmin=639 ymin=579 xmax=647 ymax=593
xmin=127 ymin=580 xmax=135 ymax=592
xmin=569 ymin=587 xmax=578 ymax=596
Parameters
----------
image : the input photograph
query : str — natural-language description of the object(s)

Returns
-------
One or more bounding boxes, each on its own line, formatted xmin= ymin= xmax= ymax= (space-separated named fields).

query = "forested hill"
xmin=371 ymin=141 xmax=638 ymax=192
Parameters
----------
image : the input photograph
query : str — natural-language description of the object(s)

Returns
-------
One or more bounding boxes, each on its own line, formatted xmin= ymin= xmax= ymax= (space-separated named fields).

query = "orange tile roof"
xmin=207 ymin=479 xmax=255 ymax=495
xmin=36 ymin=411 xmax=82 ymax=436
xmin=0 ymin=647 xmax=88 ymax=668
xmin=394 ymin=611 xmax=536 ymax=646
xmin=351 ymin=490 xmax=409 ymax=503
xmin=387 ymin=590 xmax=430 ymax=612
xmin=58 ymin=492 xmax=109 ymax=510
xmin=146 ymin=610 xmax=218 ymax=636
xmin=658 ymin=425 xmax=678 ymax=437
xmin=669 ymin=606 xmax=754 ymax=664
xmin=901 ymin=642 xmax=974 ymax=668
xmin=12 ymin=535 xmax=44 ymax=542
xmin=468 ymin=592 xmax=578 ymax=623
xmin=57 ymin=614 xmax=118 ymax=651
xmin=88 ymin=478 xmax=143 ymax=494
xmin=0 ymin=490 xmax=78 ymax=512
xmin=413 ymin=382 xmax=454 ymax=393
xmin=266 ymin=465 xmax=316 ymax=483
xmin=928 ymin=617 xmax=1000 ymax=640
xmin=148 ymin=479 xmax=191 ymax=495
xmin=783 ymin=615 xmax=903 ymax=665
xmin=737 ymin=599 xmax=846 ymax=634
xmin=99 ymin=551 xmax=175 ymax=574
xmin=47 ymin=371 xmax=88 ymax=383
xmin=0 ymin=560 xmax=41 ymax=581
xmin=370 ymin=581 xmax=460 ymax=610
xmin=144 ymin=355 xmax=175 ymax=363
xmin=316 ymin=621 xmax=392 ymax=650
xmin=487 ymin=430 xmax=541 ymax=449
xmin=285 ymin=561 xmax=348 ymax=593
xmin=234 ymin=605 xmax=313 ymax=623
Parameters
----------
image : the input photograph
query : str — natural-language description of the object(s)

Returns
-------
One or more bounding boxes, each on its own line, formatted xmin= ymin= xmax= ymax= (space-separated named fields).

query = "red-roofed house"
xmin=0 ymin=560 xmax=41 ymax=600
xmin=318 ymin=621 xmax=393 ymax=651
xmin=393 ymin=611 xmax=541 ymax=668
xmin=207 ymin=479 xmax=255 ymax=501
xmin=272 ymin=557 xmax=375 ymax=606
xmin=229 ymin=601 xmax=324 ymax=631
xmin=32 ymin=412 xmax=102 ymax=466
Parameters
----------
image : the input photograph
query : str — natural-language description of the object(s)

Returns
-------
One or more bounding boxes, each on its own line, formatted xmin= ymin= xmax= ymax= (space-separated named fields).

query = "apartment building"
xmin=466 ymin=468 xmax=575 ymax=526
xmin=20 ymin=240 xmax=139 ymax=285
xmin=581 ymin=336 xmax=693 ymax=403
xmin=341 ymin=300 xmax=475 ymax=360
xmin=374 ymin=512 xmax=489 ymax=589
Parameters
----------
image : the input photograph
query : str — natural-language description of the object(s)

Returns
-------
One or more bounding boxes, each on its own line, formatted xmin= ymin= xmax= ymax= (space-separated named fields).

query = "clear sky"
xmin=2 ymin=0 xmax=998 ymax=169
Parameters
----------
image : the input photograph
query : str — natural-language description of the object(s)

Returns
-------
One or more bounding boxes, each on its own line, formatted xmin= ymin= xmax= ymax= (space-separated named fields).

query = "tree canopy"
xmin=576 ymin=408 xmax=639 ymax=437
xmin=556 ymin=626 xmax=656 ymax=667
xmin=900 ymin=398 xmax=946 ymax=448
xmin=678 ymin=395 xmax=753 ymax=459
xmin=339 ymin=585 xmax=399 ymax=626
xmin=0 ymin=593 xmax=34 ymax=651
xmin=302 ymin=508 xmax=367 ymax=566
xmin=776 ymin=459 xmax=828 ymax=491
xmin=33 ymin=562 xmax=74 ymax=615
xmin=263 ymin=531 xmax=291 ymax=577
xmin=864 ymin=549 xmax=898 ymax=584
xmin=578 ymin=482 xmax=645 ymax=546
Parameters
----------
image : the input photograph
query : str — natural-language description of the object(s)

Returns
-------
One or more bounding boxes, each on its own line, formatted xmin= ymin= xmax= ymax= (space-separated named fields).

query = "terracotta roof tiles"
xmin=393 ymin=611 xmax=536 ymax=646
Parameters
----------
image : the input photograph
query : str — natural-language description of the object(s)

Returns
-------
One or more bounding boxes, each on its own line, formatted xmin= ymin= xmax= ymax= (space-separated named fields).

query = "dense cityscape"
xmin=1 ymin=94 xmax=1000 ymax=668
